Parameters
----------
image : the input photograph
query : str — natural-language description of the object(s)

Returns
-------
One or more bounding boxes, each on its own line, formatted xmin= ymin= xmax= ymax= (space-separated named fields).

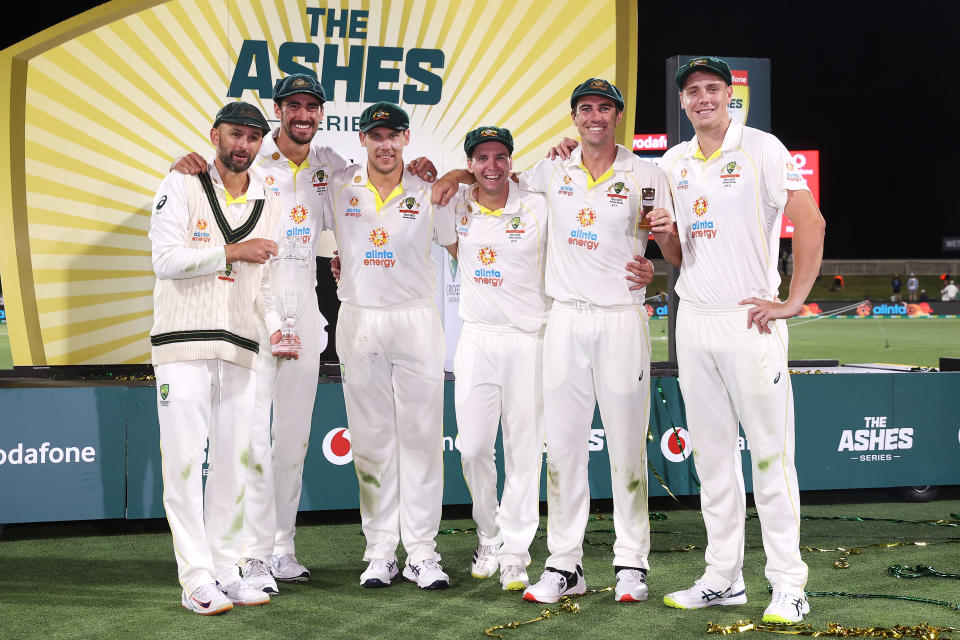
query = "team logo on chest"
xmin=570 ymin=207 xmax=599 ymax=250
xmin=690 ymin=196 xmax=717 ymax=239
xmin=558 ymin=174 xmax=574 ymax=197
xmin=505 ymin=215 xmax=526 ymax=243
xmin=720 ymin=160 xmax=742 ymax=187
xmin=312 ymin=169 xmax=328 ymax=194
xmin=218 ymin=262 xmax=235 ymax=282
xmin=677 ymin=166 xmax=690 ymax=191
xmin=474 ymin=247 xmax=503 ymax=287
xmin=399 ymin=196 xmax=420 ymax=220
xmin=606 ymin=181 xmax=629 ymax=205
xmin=457 ymin=214 xmax=471 ymax=237
xmin=264 ymin=175 xmax=280 ymax=195
xmin=192 ymin=219 xmax=211 ymax=243
xmin=346 ymin=196 xmax=362 ymax=218
xmin=365 ymin=227 xmax=395 ymax=268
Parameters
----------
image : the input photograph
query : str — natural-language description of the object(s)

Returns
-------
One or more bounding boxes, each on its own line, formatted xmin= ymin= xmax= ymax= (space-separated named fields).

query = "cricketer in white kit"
xmin=451 ymin=127 xmax=550 ymax=592
xmin=323 ymin=102 xmax=457 ymax=590
xmin=150 ymin=102 xmax=294 ymax=615
xmin=518 ymin=78 xmax=674 ymax=605
xmin=651 ymin=57 xmax=825 ymax=624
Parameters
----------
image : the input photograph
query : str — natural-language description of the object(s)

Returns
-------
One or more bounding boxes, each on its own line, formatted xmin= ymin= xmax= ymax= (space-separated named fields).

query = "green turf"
xmin=0 ymin=324 xmax=10 ymax=369
xmin=649 ymin=316 xmax=959 ymax=367
xmin=1 ymin=492 xmax=958 ymax=639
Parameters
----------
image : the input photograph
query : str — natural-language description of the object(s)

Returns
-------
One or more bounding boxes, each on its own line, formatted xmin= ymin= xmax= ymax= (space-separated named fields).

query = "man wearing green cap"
xmin=516 ymin=77 xmax=673 ymax=605
xmin=450 ymin=126 xmax=550 ymax=592
xmin=322 ymin=101 xmax=457 ymax=590
xmin=651 ymin=56 xmax=824 ymax=623
xmin=150 ymin=101 xmax=289 ymax=614
xmin=431 ymin=79 xmax=670 ymax=605
xmin=174 ymin=74 xmax=349 ymax=589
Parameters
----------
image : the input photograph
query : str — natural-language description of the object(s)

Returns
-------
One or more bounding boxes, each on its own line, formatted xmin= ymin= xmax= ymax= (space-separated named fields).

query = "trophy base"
xmin=637 ymin=222 xmax=653 ymax=230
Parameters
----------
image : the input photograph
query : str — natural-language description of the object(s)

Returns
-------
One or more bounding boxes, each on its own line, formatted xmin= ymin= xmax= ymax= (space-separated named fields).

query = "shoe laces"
xmin=418 ymin=558 xmax=442 ymax=572
xmin=501 ymin=565 xmax=525 ymax=579
xmin=475 ymin=544 xmax=499 ymax=564
xmin=617 ymin=568 xmax=645 ymax=584
xmin=539 ymin=569 xmax=567 ymax=590
xmin=369 ymin=558 xmax=393 ymax=570
xmin=244 ymin=558 xmax=270 ymax=578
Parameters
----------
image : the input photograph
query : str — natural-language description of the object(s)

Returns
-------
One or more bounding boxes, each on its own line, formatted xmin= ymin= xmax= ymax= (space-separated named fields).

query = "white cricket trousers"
xmin=542 ymin=301 xmax=651 ymax=572
xmin=336 ymin=299 xmax=445 ymax=565
xmin=244 ymin=294 xmax=328 ymax=560
xmin=453 ymin=321 xmax=545 ymax=568
xmin=676 ymin=300 xmax=807 ymax=592
xmin=155 ymin=359 xmax=255 ymax=594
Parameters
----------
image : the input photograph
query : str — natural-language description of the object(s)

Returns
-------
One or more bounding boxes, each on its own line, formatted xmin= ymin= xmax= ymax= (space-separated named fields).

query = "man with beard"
xmin=323 ymin=102 xmax=457 ymax=590
xmin=150 ymin=102 xmax=291 ymax=614
xmin=175 ymin=77 xmax=438 ymax=590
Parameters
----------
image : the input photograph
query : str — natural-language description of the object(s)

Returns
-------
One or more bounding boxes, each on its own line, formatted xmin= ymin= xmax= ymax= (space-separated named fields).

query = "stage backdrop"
xmin=0 ymin=0 xmax=639 ymax=366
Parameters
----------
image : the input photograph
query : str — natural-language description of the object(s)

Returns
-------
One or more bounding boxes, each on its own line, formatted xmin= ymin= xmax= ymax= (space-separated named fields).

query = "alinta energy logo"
xmin=290 ymin=204 xmax=309 ymax=224
xmin=570 ymin=208 xmax=599 ymax=250
xmin=265 ymin=175 xmax=280 ymax=194
xmin=478 ymin=247 xmax=497 ymax=266
xmin=369 ymin=228 xmax=389 ymax=247
xmin=0 ymin=442 xmax=97 ymax=466
xmin=346 ymin=196 xmax=362 ymax=218
xmin=322 ymin=428 xmax=352 ymax=465
xmin=660 ymin=428 xmax=692 ymax=463
xmin=193 ymin=219 xmax=211 ymax=243
xmin=690 ymin=196 xmax=716 ymax=239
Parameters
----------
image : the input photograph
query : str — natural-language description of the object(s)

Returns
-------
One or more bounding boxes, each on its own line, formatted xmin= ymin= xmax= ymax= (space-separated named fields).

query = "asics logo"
xmin=701 ymin=587 xmax=731 ymax=601
xmin=792 ymin=597 xmax=805 ymax=615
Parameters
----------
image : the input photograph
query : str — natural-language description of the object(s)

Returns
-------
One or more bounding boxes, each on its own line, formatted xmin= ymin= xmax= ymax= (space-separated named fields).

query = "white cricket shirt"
xmin=252 ymin=129 xmax=350 ymax=284
xmin=520 ymin=144 xmax=672 ymax=306
xmin=454 ymin=183 xmax=550 ymax=333
xmin=324 ymin=166 xmax=457 ymax=308
xmin=661 ymin=121 xmax=809 ymax=304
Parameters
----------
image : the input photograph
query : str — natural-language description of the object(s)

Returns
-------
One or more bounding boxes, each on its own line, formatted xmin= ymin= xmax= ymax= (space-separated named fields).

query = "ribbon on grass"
xmin=484 ymin=588 xmax=613 ymax=638
xmin=707 ymin=620 xmax=957 ymax=637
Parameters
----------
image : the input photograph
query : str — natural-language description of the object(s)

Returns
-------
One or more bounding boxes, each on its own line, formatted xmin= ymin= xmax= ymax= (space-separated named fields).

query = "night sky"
xmin=4 ymin=1 xmax=956 ymax=258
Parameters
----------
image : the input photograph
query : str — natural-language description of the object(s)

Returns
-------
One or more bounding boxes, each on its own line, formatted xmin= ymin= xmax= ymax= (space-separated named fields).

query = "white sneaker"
xmin=217 ymin=579 xmax=270 ymax=606
xmin=663 ymin=575 xmax=747 ymax=609
xmin=269 ymin=553 xmax=310 ymax=582
xmin=471 ymin=544 xmax=501 ymax=579
xmin=361 ymin=558 xmax=400 ymax=588
xmin=522 ymin=566 xmax=586 ymax=603
xmin=614 ymin=567 xmax=648 ymax=602
xmin=242 ymin=558 xmax=279 ymax=595
xmin=500 ymin=565 xmax=530 ymax=591
xmin=402 ymin=558 xmax=450 ymax=590
xmin=181 ymin=583 xmax=233 ymax=615
xmin=763 ymin=591 xmax=810 ymax=623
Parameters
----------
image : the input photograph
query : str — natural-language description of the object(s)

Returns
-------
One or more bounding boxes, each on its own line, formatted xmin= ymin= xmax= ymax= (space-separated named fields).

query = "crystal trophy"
xmin=638 ymin=188 xmax=655 ymax=230
xmin=269 ymin=236 xmax=309 ymax=356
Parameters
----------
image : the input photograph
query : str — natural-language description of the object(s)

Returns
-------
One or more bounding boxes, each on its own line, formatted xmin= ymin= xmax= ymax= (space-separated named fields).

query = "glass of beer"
xmin=638 ymin=187 xmax=655 ymax=230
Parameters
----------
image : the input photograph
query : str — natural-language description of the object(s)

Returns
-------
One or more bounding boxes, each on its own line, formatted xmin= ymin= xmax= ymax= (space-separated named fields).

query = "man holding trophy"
xmin=149 ymin=102 xmax=296 ymax=615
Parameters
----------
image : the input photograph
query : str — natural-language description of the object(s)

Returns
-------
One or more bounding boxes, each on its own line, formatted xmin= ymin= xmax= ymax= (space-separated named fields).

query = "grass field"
xmin=0 ymin=324 xmax=10 ymax=369
xmin=2 ymin=491 xmax=959 ymax=639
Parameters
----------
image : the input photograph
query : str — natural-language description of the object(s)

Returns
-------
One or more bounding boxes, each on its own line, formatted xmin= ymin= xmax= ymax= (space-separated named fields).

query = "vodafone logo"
xmin=660 ymin=428 xmax=692 ymax=463
xmin=322 ymin=427 xmax=353 ymax=465
xmin=633 ymin=133 xmax=668 ymax=151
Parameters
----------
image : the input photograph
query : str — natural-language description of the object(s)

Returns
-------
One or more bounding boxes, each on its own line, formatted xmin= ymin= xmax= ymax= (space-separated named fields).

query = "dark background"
xmin=4 ymin=1 xmax=957 ymax=258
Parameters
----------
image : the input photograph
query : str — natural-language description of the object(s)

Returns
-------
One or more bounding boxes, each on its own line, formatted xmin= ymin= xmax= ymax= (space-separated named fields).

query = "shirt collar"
xmin=684 ymin=119 xmax=743 ymax=160
xmin=566 ymin=143 xmax=634 ymax=173
xmin=208 ymin=161 xmax=266 ymax=200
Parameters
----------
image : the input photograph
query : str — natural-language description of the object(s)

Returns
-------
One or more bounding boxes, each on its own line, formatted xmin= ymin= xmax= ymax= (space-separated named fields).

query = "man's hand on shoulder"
xmin=406 ymin=157 xmax=438 ymax=183
xmin=431 ymin=169 xmax=471 ymax=206
xmin=547 ymin=137 xmax=579 ymax=161
xmin=171 ymin=152 xmax=207 ymax=175
xmin=225 ymin=238 xmax=278 ymax=264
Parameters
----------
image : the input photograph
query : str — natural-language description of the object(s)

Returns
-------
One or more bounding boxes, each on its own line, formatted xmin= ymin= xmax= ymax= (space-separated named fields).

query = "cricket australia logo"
xmin=606 ymin=181 xmax=628 ymax=205
xmin=159 ymin=383 xmax=170 ymax=406
xmin=399 ymin=196 xmax=420 ymax=220
xmin=369 ymin=227 xmax=389 ymax=247
xmin=312 ymin=169 xmax=328 ymax=194
xmin=720 ymin=160 xmax=741 ymax=187
xmin=505 ymin=216 xmax=526 ymax=243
